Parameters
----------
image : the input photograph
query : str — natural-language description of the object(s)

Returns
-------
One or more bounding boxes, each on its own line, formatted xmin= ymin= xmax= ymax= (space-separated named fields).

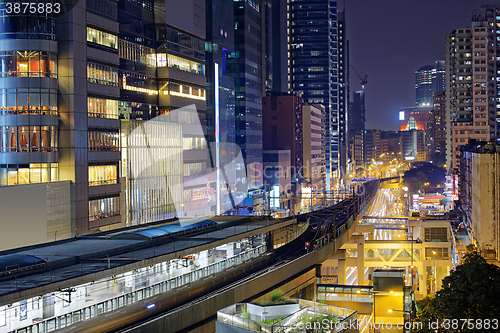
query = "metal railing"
xmin=8 ymin=245 xmax=267 ymax=333
xmin=275 ymin=219 xmax=310 ymax=249
xmin=217 ymin=299 xmax=357 ymax=333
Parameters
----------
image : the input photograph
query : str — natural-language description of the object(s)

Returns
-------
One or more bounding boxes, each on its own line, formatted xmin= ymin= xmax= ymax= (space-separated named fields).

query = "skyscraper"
xmin=446 ymin=6 xmax=500 ymax=171
xmin=415 ymin=61 xmax=445 ymax=107
xmin=288 ymin=0 xmax=339 ymax=190
xmin=228 ymin=0 xmax=265 ymax=190
xmin=338 ymin=10 xmax=349 ymax=180
xmin=206 ymin=0 xmax=237 ymax=214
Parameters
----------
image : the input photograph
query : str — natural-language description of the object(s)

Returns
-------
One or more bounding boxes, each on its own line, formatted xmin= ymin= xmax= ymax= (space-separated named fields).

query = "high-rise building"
xmin=433 ymin=60 xmax=446 ymax=94
xmin=206 ymin=0 xmax=237 ymax=214
xmin=228 ymin=0 xmax=265 ymax=189
xmin=288 ymin=0 xmax=339 ymax=190
xmin=0 ymin=0 xmax=214 ymax=238
xmin=444 ymin=5 xmax=500 ymax=172
xmin=349 ymin=91 xmax=365 ymax=134
xmin=415 ymin=61 xmax=445 ymax=107
xmin=415 ymin=65 xmax=434 ymax=107
xmin=0 ymin=0 xmax=125 ymax=235
xmin=458 ymin=142 xmax=500 ymax=263
xmin=400 ymin=130 xmax=426 ymax=161
xmin=337 ymin=10 xmax=349 ymax=180
xmin=427 ymin=92 xmax=446 ymax=165
xmin=262 ymin=95 xmax=325 ymax=190
xmin=270 ymin=0 xmax=288 ymax=93
xmin=365 ymin=129 xmax=381 ymax=162
xmin=348 ymin=90 xmax=365 ymax=168
xmin=446 ymin=24 xmax=496 ymax=170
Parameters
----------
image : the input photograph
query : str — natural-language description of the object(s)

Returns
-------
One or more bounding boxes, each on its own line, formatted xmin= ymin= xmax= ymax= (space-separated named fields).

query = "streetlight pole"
xmin=432 ymin=251 xmax=437 ymax=295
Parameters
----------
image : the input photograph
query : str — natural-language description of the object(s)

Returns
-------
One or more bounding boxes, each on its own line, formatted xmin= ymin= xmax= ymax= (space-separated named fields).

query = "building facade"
xmin=415 ymin=61 xmax=445 ymax=107
xmin=446 ymin=6 xmax=500 ymax=171
xmin=288 ymin=0 xmax=339 ymax=189
xmin=228 ymin=0 xmax=265 ymax=183
xmin=459 ymin=142 xmax=500 ymax=263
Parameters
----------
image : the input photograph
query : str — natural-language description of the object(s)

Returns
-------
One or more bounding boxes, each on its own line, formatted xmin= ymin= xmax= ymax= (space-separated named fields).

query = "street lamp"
xmin=388 ymin=309 xmax=412 ymax=333
xmin=432 ymin=251 xmax=437 ymax=295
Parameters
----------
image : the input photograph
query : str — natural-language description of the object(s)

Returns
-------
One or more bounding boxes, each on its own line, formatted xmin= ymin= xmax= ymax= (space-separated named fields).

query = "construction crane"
xmin=350 ymin=65 xmax=367 ymax=91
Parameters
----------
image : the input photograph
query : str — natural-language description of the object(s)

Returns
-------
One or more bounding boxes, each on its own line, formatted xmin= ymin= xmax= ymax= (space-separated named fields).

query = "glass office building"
xmin=289 ymin=0 xmax=339 ymax=190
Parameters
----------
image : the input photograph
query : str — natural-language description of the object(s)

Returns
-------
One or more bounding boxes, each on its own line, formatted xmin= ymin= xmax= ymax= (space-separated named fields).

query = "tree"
xmin=414 ymin=248 xmax=500 ymax=332
xmin=403 ymin=163 xmax=445 ymax=193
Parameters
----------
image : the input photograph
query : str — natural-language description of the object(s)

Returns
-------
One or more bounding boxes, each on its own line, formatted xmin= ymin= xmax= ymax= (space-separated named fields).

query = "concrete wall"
xmin=471 ymin=153 xmax=499 ymax=260
xmin=125 ymin=219 xmax=360 ymax=333
xmin=0 ymin=181 xmax=72 ymax=251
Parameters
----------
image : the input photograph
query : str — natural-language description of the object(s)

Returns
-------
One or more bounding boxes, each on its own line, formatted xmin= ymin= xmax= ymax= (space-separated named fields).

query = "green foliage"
xmin=403 ymin=162 xmax=445 ymax=193
xmin=260 ymin=316 xmax=285 ymax=325
xmin=242 ymin=310 xmax=249 ymax=319
xmin=299 ymin=314 xmax=338 ymax=333
xmin=414 ymin=252 xmax=500 ymax=332
xmin=270 ymin=289 xmax=284 ymax=302
xmin=252 ymin=289 xmax=294 ymax=306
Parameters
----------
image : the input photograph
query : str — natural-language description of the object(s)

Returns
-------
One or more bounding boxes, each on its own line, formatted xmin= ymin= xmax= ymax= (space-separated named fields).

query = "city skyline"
xmin=345 ymin=0 xmax=500 ymax=131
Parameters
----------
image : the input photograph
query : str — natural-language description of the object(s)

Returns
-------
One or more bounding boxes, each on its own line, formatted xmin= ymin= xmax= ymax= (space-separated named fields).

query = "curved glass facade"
xmin=0 ymin=9 xmax=59 ymax=185
xmin=0 ymin=126 xmax=57 ymax=152
xmin=0 ymin=14 xmax=56 ymax=40
xmin=0 ymin=88 xmax=58 ymax=115
xmin=0 ymin=51 xmax=57 ymax=78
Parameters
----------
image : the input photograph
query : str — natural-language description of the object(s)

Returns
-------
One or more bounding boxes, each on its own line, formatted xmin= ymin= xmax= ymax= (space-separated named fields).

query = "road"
xmin=346 ymin=179 xmax=408 ymax=285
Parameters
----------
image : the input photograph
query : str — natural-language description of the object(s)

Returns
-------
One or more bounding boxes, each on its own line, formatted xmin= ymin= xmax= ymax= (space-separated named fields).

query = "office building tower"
xmin=288 ymin=0 xmax=339 ymax=190
xmin=206 ymin=0 xmax=237 ymax=214
xmin=228 ymin=0 xmax=265 ymax=189
xmin=270 ymin=0 xmax=288 ymax=93
xmin=415 ymin=61 xmax=445 ymax=107
xmin=0 ymin=0 xmax=212 ymax=240
xmin=415 ymin=65 xmax=434 ymax=107
xmin=348 ymin=90 xmax=365 ymax=168
xmin=350 ymin=131 xmax=365 ymax=169
xmin=427 ymin=92 xmax=446 ymax=165
xmin=349 ymin=91 xmax=365 ymax=134
xmin=365 ymin=129 xmax=381 ymax=162
xmin=0 ymin=0 xmax=125 ymax=235
xmin=262 ymin=95 xmax=325 ymax=190
xmin=119 ymin=0 xmax=209 ymax=220
xmin=433 ymin=60 xmax=446 ymax=94
xmin=338 ymin=10 xmax=349 ymax=180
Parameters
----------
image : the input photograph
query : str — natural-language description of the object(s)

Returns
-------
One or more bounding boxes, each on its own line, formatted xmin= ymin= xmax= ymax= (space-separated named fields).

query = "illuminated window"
xmin=0 ymin=126 xmax=57 ymax=152
xmin=88 ymin=131 xmax=119 ymax=151
xmin=118 ymin=39 xmax=155 ymax=66
xmin=89 ymin=196 xmax=120 ymax=221
xmin=0 ymin=163 xmax=58 ymax=186
xmin=87 ymin=62 xmax=118 ymax=86
xmin=88 ymin=165 xmax=118 ymax=186
xmin=87 ymin=27 xmax=118 ymax=49
xmin=87 ymin=97 xmax=118 ymax=119
xmin=0 ymin=51 xmax=57 ymax=78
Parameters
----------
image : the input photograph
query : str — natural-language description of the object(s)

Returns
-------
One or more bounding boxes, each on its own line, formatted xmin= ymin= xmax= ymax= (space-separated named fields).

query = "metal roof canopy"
xmin=0 ymin=254 xmax=46 ymax=272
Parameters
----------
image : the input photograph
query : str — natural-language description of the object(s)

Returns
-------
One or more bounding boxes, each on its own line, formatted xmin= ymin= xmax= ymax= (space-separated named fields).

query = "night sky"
xmin=344 ymin=0 xmax=500 ymax=131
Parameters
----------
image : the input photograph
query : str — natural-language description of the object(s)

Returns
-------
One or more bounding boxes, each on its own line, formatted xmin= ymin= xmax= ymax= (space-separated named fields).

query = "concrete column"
xmin=338 ymin=259 xmax=346 ymax=285
xmin=357 ymin=243 xmax=365 ymax=285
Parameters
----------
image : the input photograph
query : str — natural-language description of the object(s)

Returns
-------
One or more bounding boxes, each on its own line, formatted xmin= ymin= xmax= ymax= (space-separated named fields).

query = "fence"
xmin=9 ymin=245 xmax=267 ymax=333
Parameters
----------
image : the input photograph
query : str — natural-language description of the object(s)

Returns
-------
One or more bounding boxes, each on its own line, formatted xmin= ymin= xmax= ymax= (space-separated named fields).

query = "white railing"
xmin=8 ymin=245 xmax=267 ymax=333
